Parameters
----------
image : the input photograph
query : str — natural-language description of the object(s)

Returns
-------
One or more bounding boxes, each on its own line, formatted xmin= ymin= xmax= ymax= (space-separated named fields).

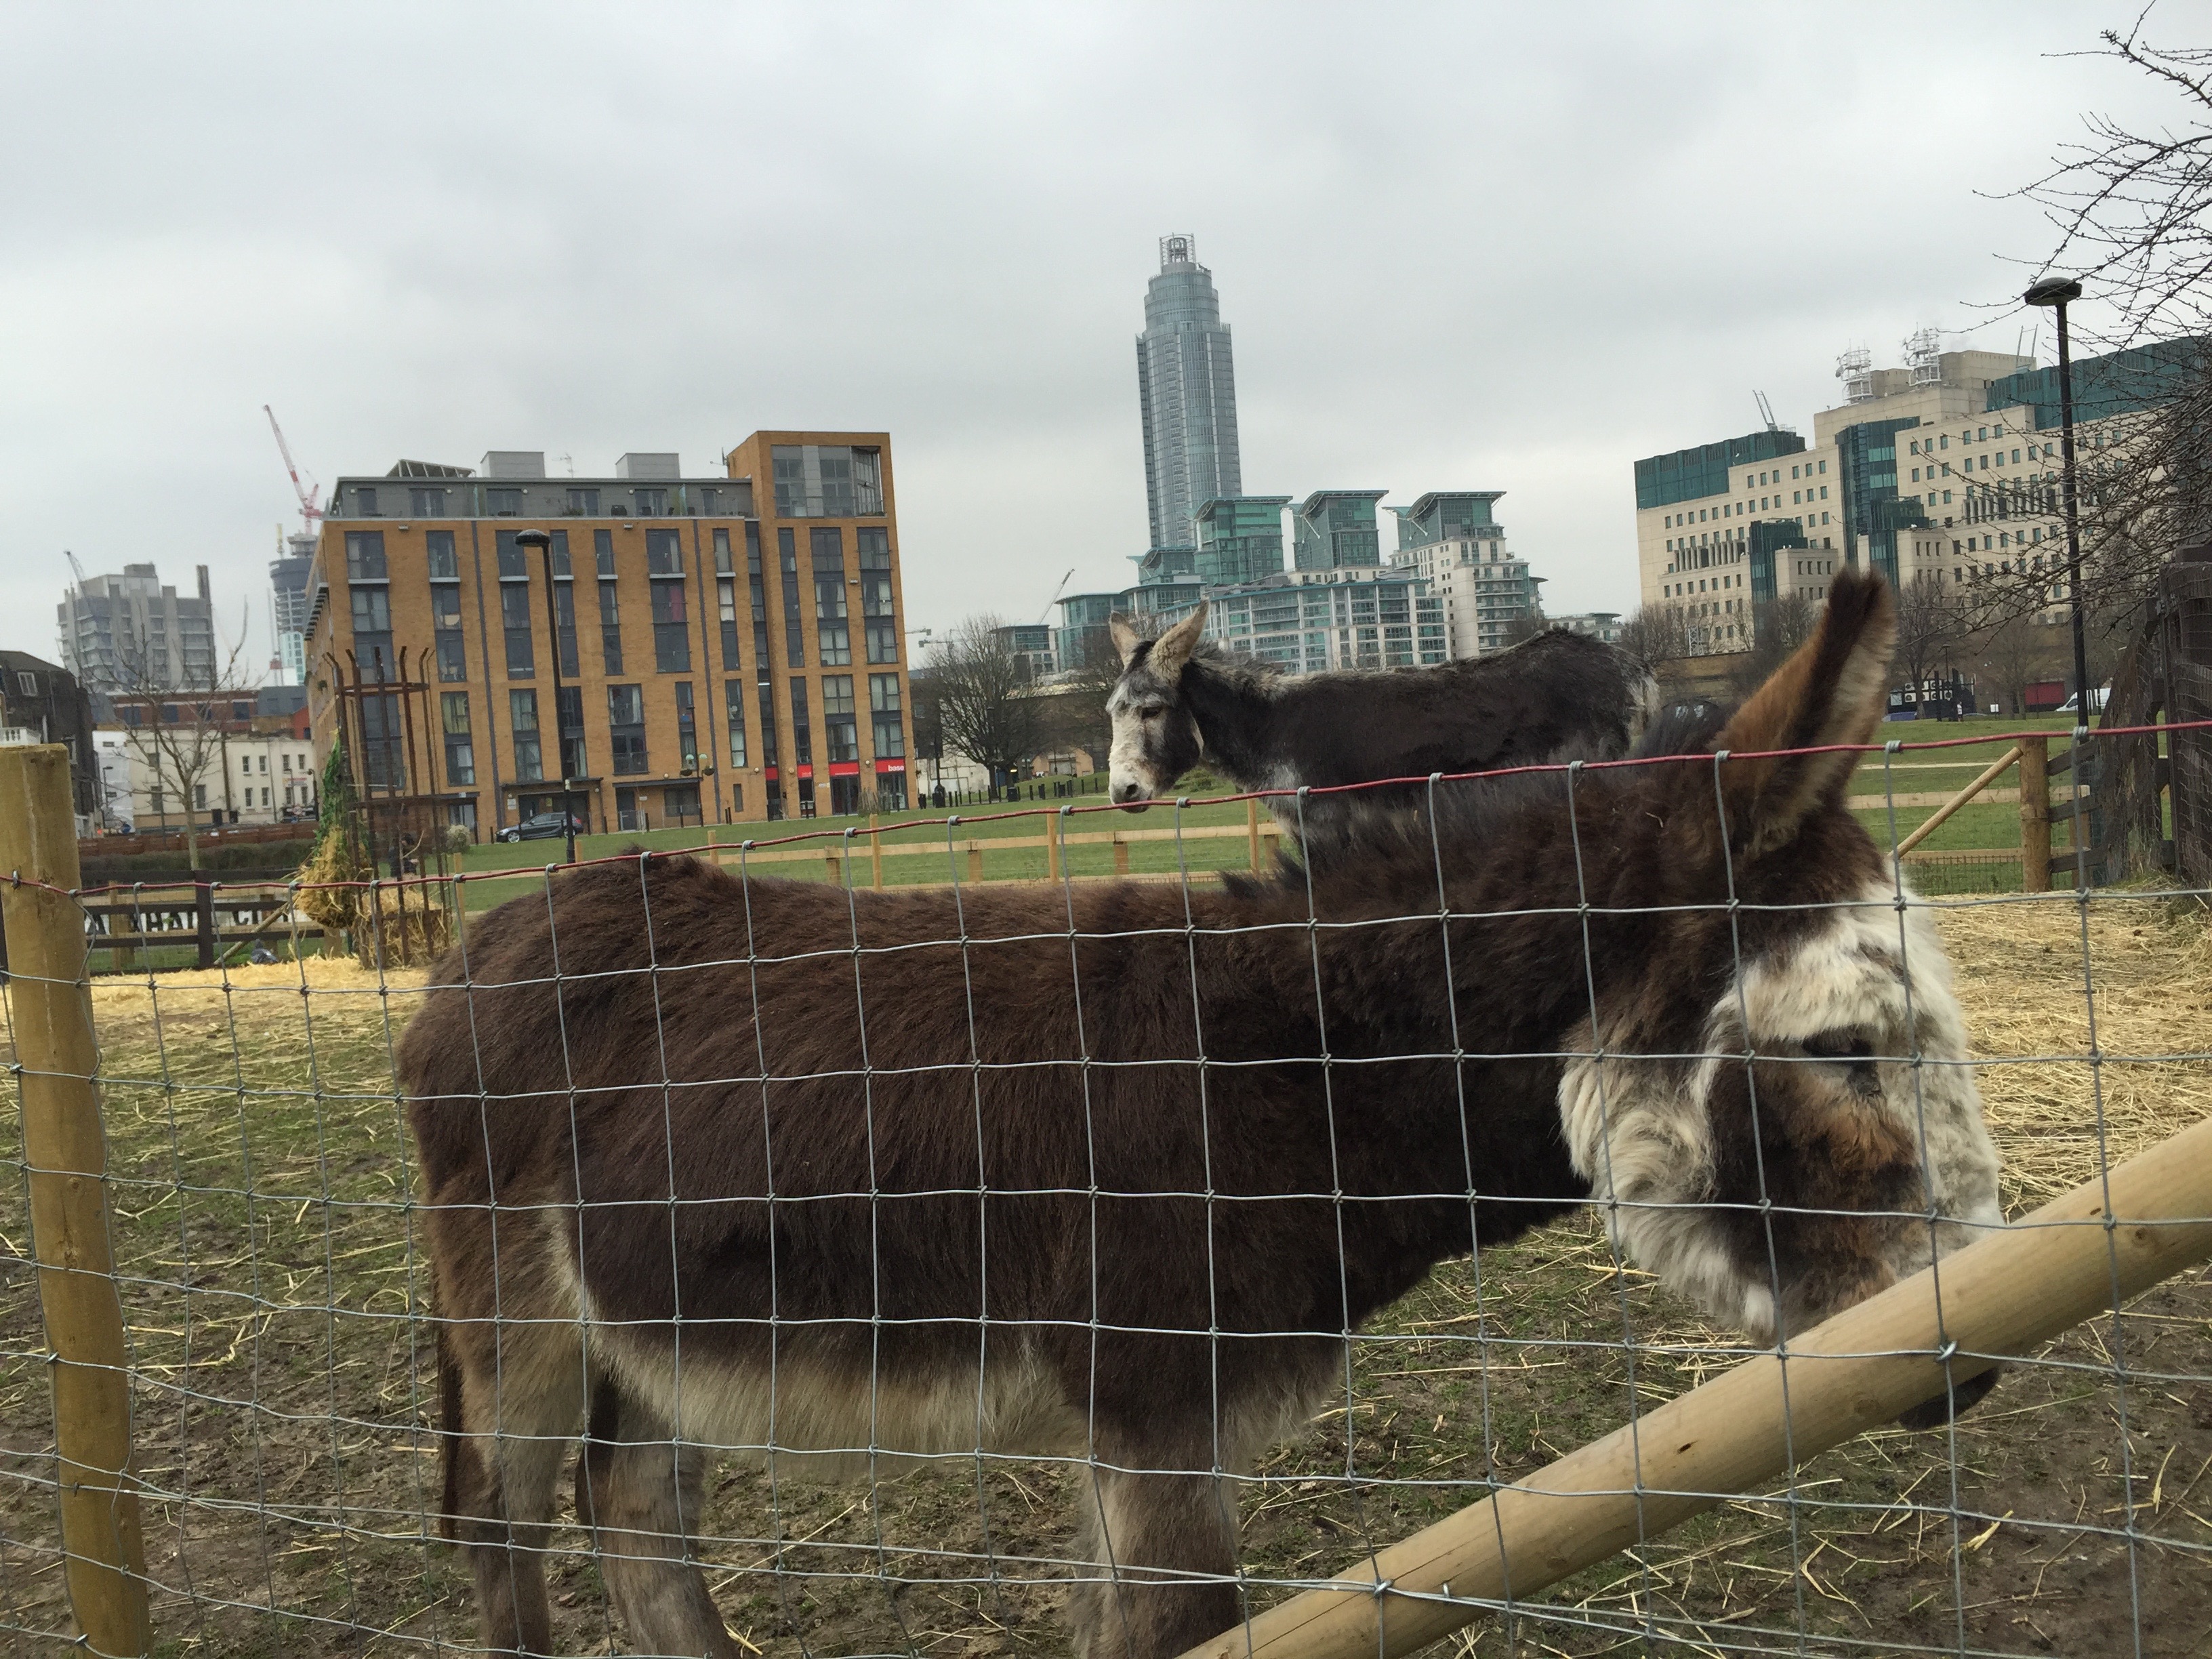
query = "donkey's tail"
xmin=435 ymin=1316 xmax=464 ymax=1542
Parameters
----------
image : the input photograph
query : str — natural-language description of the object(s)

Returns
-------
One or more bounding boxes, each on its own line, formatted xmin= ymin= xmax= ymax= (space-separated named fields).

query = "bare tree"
xmin=111 ymin=615 xmax=255 ymax=868
xmin=928 ymin=615 xmax=1048 ymax=790
xmin=1891 ymin=573 xmax=1969 ymax=708
xmin=1727 ymin=594 xmax=1822 ymax=699
xmin=2001 ymin=22 xmax=2212 ymax=617
xmin=1974 ymin=611 xmax=2066 ymax=717
xmin=1614 ymin=602 xmax=1694 ymax=673
xmin=1500 ymin=601 xmax=1549 ymax=650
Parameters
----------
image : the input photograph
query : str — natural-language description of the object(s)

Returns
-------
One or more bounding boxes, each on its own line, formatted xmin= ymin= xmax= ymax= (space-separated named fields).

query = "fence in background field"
xmin=4 ymin=720 xmax=2212 ymax=1659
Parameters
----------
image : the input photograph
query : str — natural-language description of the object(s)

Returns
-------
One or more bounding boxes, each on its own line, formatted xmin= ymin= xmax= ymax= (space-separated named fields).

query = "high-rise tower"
xmin=1136 ymin=235 xmax=1242 ymax=556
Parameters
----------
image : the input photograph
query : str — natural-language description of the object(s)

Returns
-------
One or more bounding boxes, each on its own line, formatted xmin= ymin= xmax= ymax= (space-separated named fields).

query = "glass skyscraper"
xmin=1137 ymin=235 xmax=1242 ymax=556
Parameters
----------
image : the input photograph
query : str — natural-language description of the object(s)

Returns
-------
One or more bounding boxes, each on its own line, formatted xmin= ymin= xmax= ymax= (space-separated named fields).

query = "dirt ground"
xmin=1 ymin=895 xmax=2208 ymax=1658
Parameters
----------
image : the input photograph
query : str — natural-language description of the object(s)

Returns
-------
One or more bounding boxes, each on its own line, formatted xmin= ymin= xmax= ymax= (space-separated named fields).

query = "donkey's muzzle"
xmin=1109 ymin=781 xmax=1153 ymax=812
xmin=1896 ymin=1361 xmax=2003 ymax=1430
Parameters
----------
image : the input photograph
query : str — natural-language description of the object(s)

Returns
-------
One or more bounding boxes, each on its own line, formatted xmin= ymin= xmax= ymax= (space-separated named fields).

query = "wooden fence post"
xmin=0 ymin=747 xmax=152 ymax=1656
xmin=1247 ymin=798 xmax=1261 ymax=872
xmin=192 ymin=880 xmax=215 ymax=970
xmin=1046 ymin=813 xmax=1061 ymax=882
xmin=2018 ymin=735 xmax=2050 ymax=893
xmin=1113 ymin=834 xmax=1130 ymax=876
xmin=869 ymin=813 xmax=884 ymax=889
xmin=966 ymin=840 xmax=985 ymax=885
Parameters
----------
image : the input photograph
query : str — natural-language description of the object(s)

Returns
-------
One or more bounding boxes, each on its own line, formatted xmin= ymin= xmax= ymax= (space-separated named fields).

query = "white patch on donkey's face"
xmin=1557 ymin=874 xmax=2002 ymax=1345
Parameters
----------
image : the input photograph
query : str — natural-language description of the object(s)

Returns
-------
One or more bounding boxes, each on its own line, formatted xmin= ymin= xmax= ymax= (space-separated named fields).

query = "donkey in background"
xmin=1103 ymin=602 xmax=1658 ymax=838
xmin=403 ymin=571 xmax=2001 ymax=1658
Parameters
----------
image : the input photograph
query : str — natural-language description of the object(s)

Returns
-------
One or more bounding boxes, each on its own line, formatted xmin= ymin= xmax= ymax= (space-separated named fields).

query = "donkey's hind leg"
xmin=1071 ymin=1435 xmax=1242 ymax=1659
xmin=449 ymin=1319 xmax=586 ymax=1657
xmin=577 ymin=1380 xmax=743 ymax=1657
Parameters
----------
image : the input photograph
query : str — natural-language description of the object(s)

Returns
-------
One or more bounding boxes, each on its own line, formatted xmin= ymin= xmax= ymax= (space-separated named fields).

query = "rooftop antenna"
xmin=560 ymin=453 xmax=574 ymax=476
xmin=1903 ymin=327 xmax=1942 ymax=386
xmin=1836 ymin=346 xmax=1875 ymax=404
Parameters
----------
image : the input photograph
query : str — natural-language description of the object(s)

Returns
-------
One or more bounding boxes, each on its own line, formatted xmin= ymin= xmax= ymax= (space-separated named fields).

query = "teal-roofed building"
xmin=1392 ymin=491 xmax=1504 ymax=550
xmin=1292 ymin=491 xmax=1388 ymax=571
xmin=1193 ymin=495 xmax=1290 ymax=586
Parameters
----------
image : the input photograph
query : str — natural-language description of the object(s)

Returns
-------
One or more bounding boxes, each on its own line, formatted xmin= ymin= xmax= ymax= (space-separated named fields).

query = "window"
xmin=350 ymin=585 xmax=392 ymax=634
xmin=724 ymin=680 xmax=747 ymax=768
xmin=501 ymin=583 xmax=535 ymax=677
xmin=608 ymin=684 xmax=647 ymax=775
xmin=432 ymin=580 xmax=466 ymax=681
xmin=634 ymin=487 xmax=669 ymax=518
xmin=553 ymin=581 xmax=579 ymax=677
xmin=646 ymin=528 xmax=684 ymax=575
xmin=790 ymin=678 xmax=814 ymax=766
xmin=676 ymin=682 xmax=699 ymax=770
xmin=859 ymin=527 xmax=897 ymax=663
xmin=356 ymin=487 xmax=382 ymax=517
xmin=496 ymin=529 xmax=534 ymax=579
xmin=441 ymin=693 xmax=474 ymax=786
xmin=426 ymin=529 xmax=458 ymax=579
xmin=821 ymin=674 xmax=859 ymax=762
xmin=747 ymin=521 xmax=773 ymax=663
xmin=344 ymin=531 xmax=387 ymax=580
xmin=556 ymin=685 xmax=585 ymax=780
xmin=651 ymin=577 xmax=691 ymax=672
xmin=488 ymin=487 xmax=522 ymax=516
xmin=410 ymin=487 xmax=447 ymax=518
xmin=779 ymin=528 xmax=806 ymax=667
xmin=869 ymin=672 xmax=904 ymax=758
xmin=594 ymin=528 xmax=615 ymax=577
xmin=567 ymin=487 xmax=600 ymax=515
xmin=510 ymin=690 xmax=542 ymax=781
xmin=598 ymin=573 xmax=623 ymax=672
xmin=813 ymin=527 xmax=851 ymax=664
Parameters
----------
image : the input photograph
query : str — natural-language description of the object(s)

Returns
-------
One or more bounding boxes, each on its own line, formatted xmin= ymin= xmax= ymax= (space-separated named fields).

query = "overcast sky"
xmin=0 ymin=1 xmax=2184 ymax=676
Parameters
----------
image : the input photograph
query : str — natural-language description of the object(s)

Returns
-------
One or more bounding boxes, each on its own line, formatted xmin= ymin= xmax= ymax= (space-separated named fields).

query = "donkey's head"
xmin=1105 ymin=603 xmax=1210 ymax=811
xmin=1560 ymin=571 xmax=2003 ymax=1416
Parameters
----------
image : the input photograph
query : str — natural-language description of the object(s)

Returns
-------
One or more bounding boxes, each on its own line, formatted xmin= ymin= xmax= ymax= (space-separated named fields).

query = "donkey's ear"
xmin=1148 ymin=602 xmax=1209 ymax=676
xmin=1108 ymin=613 xmax=1142 ymax=667
xmin=1707 ymin=569 xmax=1896 ymax=857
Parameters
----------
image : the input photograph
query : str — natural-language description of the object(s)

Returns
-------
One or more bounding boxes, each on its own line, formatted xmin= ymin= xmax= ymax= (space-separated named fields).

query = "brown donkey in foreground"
xmin=401 ymin=571 xmax=2002 ymax=1658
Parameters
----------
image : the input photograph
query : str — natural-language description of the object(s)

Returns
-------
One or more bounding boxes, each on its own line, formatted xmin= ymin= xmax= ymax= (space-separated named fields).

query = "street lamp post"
xmin=2024 ymin=276 xmax=2091 ymax=720
xmin=514 ymin=529 xmax=577 ymax=867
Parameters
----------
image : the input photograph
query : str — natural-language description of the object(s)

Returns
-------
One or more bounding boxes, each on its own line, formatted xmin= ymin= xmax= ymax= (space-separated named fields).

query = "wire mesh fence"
xmin=3 ymin=692 xmax=2210 ymax=1658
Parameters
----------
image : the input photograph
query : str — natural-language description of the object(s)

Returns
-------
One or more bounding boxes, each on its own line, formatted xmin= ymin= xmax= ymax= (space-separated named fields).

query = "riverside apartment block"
xmin=302 ymin=433 xmax=914 ymax=836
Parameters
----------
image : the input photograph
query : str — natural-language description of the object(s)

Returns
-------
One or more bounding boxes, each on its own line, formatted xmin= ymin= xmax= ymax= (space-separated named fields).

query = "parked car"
xmin=2054 ymin=686 xmax=2111 ymax=714
xmin=498 ymin=811 xmax=588 ymax=843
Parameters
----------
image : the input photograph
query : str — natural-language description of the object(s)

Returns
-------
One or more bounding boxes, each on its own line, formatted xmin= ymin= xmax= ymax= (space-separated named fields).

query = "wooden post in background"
xmin=0 ymin=747 xmax=151 ymax=1656
xmin=1113 ymin=834 xmax=1131 ymax=876
xmin=966 ymin=841 xmax=985 ymax=885
xmin=868 ymin=813 xmax=884 ymax=889
xmin=1046 ymin=813 xmax=1061 ymax=883
xmin=2018 ymin=735 xmax=2051 ymax=893
xmin=1246 ymin=798 xmax=1262 ymax=872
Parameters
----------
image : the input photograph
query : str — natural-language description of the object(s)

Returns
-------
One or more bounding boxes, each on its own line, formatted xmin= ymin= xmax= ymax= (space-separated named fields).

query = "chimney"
xmin=197 ymin=565 xmax=211 ymax=607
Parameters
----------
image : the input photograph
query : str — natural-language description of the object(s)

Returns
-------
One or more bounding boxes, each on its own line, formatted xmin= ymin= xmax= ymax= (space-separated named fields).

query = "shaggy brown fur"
xmin=403 ymin=569 xmax=1997 ymax=1658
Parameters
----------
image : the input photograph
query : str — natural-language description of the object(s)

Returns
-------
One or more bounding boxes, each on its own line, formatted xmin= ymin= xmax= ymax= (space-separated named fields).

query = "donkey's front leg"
xmin=1071 ymin=1440 xmax=1241 ymax=1659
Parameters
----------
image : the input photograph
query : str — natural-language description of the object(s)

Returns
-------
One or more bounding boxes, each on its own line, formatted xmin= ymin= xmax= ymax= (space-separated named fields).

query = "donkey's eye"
xmin=1139 ymin=706 xmax=1164 ymax=720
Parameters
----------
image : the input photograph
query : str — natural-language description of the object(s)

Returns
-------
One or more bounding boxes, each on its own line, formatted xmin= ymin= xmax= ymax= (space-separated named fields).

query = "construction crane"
xmin=1039 ymin=568 xmax=1075 ymax=624
xmin=1754 ymin=390 xmax=1779 ymax=433
xmin=264 ymin=405 xmax=323 ymax=529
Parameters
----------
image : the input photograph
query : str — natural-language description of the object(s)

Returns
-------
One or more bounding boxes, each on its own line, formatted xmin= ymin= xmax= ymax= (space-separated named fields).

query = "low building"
xmin=0 ymin=651 xmax=100 ymax=825
xmin=303 ymin=434 xmax=916 ymax=834
xmin=1550 ymin=612 xmax=1624 ymax=644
